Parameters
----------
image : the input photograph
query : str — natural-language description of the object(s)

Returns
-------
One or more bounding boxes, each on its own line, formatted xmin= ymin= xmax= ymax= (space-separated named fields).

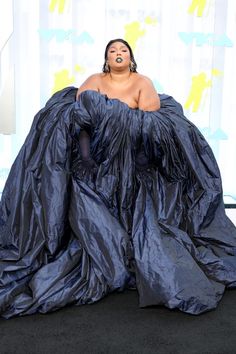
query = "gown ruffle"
xmin=0 ymin=87 xmax=236 ymax=318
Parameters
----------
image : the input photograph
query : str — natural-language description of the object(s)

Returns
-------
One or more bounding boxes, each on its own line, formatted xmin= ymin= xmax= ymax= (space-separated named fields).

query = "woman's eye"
xmin=110 ymin=50 xmax=115 ymax=53
xmin=122 ymin=50 xmax=127 ymax=52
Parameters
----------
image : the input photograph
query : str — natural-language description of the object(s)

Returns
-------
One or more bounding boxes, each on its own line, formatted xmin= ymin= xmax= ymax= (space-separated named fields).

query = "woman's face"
xmin=106 ymin=41 xmax=131 ymax=69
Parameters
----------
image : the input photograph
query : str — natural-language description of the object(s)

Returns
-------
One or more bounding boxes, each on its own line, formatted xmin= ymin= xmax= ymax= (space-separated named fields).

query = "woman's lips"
xmin=116 ymin=57 xmax=123 ymax=63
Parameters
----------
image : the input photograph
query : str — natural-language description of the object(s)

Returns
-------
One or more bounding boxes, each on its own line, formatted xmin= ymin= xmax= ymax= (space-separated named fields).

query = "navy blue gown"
xmin=0 ymin=88 xmax=236 ymax=318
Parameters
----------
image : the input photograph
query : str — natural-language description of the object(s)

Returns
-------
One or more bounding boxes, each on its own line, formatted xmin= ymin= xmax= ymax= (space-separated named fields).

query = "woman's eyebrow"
xmin=109 ymin=45 xmax=128 ymax=49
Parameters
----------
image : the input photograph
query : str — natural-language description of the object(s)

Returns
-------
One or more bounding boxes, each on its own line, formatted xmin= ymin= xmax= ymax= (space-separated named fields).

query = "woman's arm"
xmin=138 ymin=76 xmax=160 ymax=111
xmin=76 ymin=74 xmax=100 ymax=100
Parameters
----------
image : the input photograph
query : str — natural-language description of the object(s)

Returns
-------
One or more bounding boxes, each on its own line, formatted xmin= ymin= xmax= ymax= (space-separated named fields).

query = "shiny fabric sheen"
xmin=0 ymin=88 xmax=236 ymax=318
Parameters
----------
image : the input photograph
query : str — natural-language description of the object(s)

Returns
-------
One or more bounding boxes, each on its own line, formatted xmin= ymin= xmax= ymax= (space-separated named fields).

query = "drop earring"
xmin=105 ymin=61 xmax=110 ymax=72
xmin=129 ymin=61 xmax=135 ymax=72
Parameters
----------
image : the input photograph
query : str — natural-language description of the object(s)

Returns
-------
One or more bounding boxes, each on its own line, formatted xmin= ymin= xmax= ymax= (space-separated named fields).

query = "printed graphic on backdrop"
xmin=179 ymin=32 xmax=234 ymax=46
xmin=49 ymin=0 xmax=69 ymax=14
xmin=124 ymin=16 xmax=158 ymax=49
xmin=188 ymin=0 xmax=208 ymax=17
xmin=185 ymin=72 xmax=212 ymax=112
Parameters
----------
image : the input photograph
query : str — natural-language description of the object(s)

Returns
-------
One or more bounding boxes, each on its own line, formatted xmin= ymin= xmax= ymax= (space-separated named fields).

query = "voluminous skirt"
xmin=1 ymin=88 xmax=236 ymax=318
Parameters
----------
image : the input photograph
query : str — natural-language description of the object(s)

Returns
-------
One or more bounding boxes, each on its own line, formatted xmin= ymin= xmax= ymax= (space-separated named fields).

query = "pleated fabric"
xmin=1 ymin=88 xmax=236 ymax=318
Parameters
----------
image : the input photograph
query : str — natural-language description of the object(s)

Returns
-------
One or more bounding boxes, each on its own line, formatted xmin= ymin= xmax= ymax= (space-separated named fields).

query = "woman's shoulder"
xmin=76 ymin=73 xmax=104 ymax=99
xmin=81 ymin=72 xmax=111 ymax=86
xmin=83 ymin=73 xmax=104 ymax=83
xmin=133 ymin=73 xmax=160 ymax=111
xmin=133 ymin=73 xmax=154 ymax=86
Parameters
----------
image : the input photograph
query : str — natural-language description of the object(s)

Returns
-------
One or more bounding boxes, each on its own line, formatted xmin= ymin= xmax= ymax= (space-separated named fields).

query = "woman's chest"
xmin=98 ymin=80 xmax=140 ymax=108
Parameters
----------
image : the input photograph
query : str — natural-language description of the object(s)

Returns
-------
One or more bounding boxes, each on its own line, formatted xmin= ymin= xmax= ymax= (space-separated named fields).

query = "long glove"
xmin=79 ymin=130 xmax=92 ymax=161
xmin=76 ymin=130 xmax=97 ymax=182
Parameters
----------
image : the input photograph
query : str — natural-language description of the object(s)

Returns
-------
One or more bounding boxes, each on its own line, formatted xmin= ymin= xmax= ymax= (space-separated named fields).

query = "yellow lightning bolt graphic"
xmin=188 ymin=0 xmax=207 ymax=17
xmin=49 ymin=0 xmax=68 ymax=14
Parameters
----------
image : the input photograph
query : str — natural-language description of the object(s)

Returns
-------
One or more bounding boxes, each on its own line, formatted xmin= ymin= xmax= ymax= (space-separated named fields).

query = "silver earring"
xmin=105 ymin=61 xmax=110 ymax=72
xmin=129 ymin=61 xmax=135 ymax=72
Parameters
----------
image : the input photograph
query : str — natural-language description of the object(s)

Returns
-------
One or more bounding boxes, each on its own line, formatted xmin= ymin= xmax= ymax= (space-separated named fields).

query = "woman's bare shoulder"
xmin=134 ymin=73 xmax=155 ymax=86
xmin=76 ymin=73 xmax=103 ymax=99
xmin=134 ymin=73 xmax=160 ymax=111
xmin=82 ymin=73 xmax=103 ymax=85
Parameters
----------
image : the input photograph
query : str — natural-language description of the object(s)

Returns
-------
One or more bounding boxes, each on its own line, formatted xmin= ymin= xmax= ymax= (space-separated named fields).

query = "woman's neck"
xmin=108 ymin=69 xmax=131 ymax=83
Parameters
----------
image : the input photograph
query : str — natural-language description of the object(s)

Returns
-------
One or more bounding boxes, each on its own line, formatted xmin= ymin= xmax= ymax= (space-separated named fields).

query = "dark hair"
xmin=102 ymin=38 xmax=137 ymax=73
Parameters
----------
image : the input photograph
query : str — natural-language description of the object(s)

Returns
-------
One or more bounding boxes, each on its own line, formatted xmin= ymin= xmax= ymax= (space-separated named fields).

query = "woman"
xmin=75 ymin=39 xmax=160 ymax=174
xmin=0 ymin=39 xmax=236 ymax=318
xmin=76 ymin=39 xmax=160 ymax=111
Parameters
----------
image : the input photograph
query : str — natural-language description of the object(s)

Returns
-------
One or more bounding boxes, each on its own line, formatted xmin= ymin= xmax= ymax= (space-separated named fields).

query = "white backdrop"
xmin=0 ymin=0 xmax=236 ymax=203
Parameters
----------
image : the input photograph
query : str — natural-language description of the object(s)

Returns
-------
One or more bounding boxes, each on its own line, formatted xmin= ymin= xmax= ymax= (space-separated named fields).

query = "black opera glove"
xmin=75 ymin=130 xmax=98 ymax=182
xmin=79 ymin=129 xmax=92 ymax=161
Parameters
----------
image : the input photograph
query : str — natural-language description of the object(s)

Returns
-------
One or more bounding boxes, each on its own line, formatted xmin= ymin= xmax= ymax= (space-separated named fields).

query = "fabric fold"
xmin=0 ymin=87 xmax=236 ymax=318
